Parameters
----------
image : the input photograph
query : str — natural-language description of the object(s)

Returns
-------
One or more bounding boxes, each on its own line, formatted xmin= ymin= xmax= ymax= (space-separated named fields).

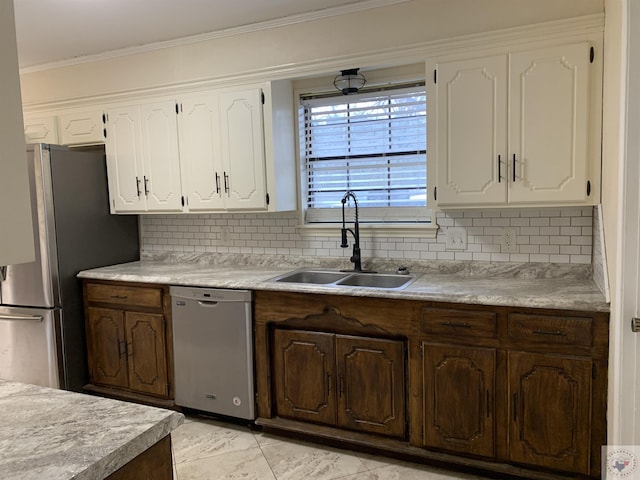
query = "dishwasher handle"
xmin=198 ymin=300 xmax=220 ymax=307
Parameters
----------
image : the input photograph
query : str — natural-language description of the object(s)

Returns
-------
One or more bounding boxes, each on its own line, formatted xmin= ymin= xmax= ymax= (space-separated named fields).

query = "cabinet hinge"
xmin=590 ymin=46 xmax=595 ymax=63
xmin=266 ymin=193 xmax=270 ymax=205
xmin=261 ymin=92 xmax=265 ymax=104
xmin=587 ymin=180 xmax=591 ymax=196
xmin=433 ymin=69 xmax=437 ymax=84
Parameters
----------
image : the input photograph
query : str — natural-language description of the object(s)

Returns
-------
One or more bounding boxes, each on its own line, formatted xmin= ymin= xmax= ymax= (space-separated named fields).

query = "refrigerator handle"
xmin=0 ymin=313 xmax=44 ymax=322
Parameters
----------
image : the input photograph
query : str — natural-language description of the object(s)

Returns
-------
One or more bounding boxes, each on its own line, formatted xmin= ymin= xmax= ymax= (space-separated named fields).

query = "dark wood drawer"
xmin=86 ymin=283 xmax=163 ymax=309
xmin=508 ymin=313 xmax=592 ymax=347
xmin=421 ymin=307 xmax=497 ymax=339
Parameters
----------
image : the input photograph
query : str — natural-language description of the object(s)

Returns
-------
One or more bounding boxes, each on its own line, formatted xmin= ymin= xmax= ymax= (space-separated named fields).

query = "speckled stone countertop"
xmin=77 ymin=253 xmax=610 ymax=312
xmin=0 ymin=381 xmax=184 ymax=480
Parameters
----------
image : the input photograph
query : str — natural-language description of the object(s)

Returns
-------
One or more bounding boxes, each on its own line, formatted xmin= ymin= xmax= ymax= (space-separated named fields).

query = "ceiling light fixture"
xmin=333 ymin=68 xmax=366 ymax=95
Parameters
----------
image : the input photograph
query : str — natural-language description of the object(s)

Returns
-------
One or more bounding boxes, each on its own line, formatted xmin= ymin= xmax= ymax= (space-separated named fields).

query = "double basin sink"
xmin=270 ymin=268 xmax=420 ymax=290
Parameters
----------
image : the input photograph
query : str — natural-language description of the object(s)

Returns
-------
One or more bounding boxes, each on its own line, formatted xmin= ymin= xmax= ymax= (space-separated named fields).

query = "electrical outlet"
xmin=445 ymin=227 xmax=467 ymax=250
xmin=501 ymin=227 xmax=518 ymax=253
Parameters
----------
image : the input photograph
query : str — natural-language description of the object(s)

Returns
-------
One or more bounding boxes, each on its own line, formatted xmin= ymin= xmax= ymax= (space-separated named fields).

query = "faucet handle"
xmin=340 ymin=228 xmax=349 ymax=248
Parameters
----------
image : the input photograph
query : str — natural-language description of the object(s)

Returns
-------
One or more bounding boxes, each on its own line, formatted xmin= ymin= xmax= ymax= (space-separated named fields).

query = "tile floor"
xmin=170 ymin=415 xmax=495 ymax=480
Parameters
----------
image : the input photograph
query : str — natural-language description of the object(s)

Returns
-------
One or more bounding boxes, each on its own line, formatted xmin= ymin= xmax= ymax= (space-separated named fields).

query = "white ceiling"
xmin=13 ymin=0 xmax=389 ymax=70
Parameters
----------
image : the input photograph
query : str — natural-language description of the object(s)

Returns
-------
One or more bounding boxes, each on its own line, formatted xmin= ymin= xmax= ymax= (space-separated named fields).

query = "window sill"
xmin=296 ymin=222 xmax=439 ymax=239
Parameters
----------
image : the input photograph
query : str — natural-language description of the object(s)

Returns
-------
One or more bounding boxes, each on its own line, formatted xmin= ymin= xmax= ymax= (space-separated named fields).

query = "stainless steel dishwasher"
xmin=170 ymin=286 xmax=255 ymax=420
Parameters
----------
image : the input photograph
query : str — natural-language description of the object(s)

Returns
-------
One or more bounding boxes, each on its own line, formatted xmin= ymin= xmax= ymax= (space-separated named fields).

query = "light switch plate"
xmin=446 ymin=227 xmax=467 ymax=250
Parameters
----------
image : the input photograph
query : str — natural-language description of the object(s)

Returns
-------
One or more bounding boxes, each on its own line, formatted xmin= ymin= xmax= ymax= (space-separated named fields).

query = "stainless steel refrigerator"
xmin=0 ymin=144 xmax=139 ymax=391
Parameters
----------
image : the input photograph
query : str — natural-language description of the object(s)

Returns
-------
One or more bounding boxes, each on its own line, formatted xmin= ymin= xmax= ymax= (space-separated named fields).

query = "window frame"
xmin=294 ymin=77 xmax=437 ymax=239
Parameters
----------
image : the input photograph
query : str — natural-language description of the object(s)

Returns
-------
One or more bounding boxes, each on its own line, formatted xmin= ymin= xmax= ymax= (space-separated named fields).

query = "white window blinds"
xmin=300 ymin=84 xmax=427 ymax=223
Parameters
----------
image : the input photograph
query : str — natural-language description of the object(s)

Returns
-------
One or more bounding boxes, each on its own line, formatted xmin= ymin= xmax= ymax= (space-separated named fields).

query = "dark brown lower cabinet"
xmin=87 ymin=307 xmax=169 ymax=397
xmin=422 ymin=342 xmax=496 ymax=458
xmin=273 ymin=329 xmax=406 ymax=438
xmin=508 ymin=351 xmax=592 ymax=475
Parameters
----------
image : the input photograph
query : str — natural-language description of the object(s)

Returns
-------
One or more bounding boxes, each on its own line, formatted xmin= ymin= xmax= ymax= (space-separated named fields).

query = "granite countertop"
xmin=77 ymin=254 xmax=610 ymax=312
xmin=0 ymin=381 xmax=184 ymax=480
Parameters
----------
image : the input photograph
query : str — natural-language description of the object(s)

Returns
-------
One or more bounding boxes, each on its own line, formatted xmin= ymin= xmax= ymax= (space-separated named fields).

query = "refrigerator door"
xmin=0 ymin=144 xmax=59 ymax=308
xmin=0 ymin=306 xmax=60 ymax=388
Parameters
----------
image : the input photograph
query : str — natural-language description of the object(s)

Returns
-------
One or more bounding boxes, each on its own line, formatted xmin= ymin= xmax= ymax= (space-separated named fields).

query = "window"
xmin=300 ymin=84 xmax=428 ymax=224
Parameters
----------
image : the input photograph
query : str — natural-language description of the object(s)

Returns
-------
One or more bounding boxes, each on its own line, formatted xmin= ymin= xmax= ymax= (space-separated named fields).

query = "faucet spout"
xmin=340 ymin=191 xmax=363 ymax=272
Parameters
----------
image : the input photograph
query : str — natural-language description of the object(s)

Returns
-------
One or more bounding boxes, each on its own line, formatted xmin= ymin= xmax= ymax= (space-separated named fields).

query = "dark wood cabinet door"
xmin=336 ymin=335 xmax=406 ymax=438
xmin=125 ymin=312 xmax=169 ymax=397
xmin=508 ymin=351 xmax=591 ymax=474
xmin=422 ymin=342 xmax=495 ymax=458
xmin=86 ymin=307 xmax=128 ymax=389
xmin=273 ymin=329 xmax=336 ymax=425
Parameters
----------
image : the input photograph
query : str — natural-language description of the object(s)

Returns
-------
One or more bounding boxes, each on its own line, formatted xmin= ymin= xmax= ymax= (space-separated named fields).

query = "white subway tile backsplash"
xmin=140 ymin=207 xmax=595 ymax=265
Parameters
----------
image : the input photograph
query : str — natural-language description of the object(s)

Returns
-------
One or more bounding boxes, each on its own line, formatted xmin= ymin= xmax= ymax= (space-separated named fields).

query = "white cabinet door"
xmin=435 ymin=55 xmax=508 ymax=206
xmin=178 ymin=94 xmax=225 ymax=211
xmin=104 ymin=105 xmax=146 ymax=212
xmin=219 ymin=88 xmax=267 ymax=210
xmin=140 ymin=101 xmax=183 ymax=212
xmin=58 ymin=109 xmax=105 ymax=145
xmin=508 ymin=43 xmax=591 ymax=205
xmin=24 ymin=116 xmax=58 ymax=144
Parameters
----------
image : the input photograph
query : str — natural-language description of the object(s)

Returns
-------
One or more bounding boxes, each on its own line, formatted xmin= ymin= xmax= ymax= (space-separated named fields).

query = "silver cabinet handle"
xmin=0 ymin=314 xmax=43 ymax=322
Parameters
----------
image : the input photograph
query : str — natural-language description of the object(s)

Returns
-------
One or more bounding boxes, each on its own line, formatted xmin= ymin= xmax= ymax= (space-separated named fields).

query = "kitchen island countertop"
xmin=0 ymin=380 xmax=184 ymax=480
xmin=77 ymin=257 xmax=610 ymax=312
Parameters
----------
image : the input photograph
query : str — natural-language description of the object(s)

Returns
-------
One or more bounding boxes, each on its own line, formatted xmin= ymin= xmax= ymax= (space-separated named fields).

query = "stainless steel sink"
xmin=336 ymin=273 xmax=416 ymax=289
xmin=271 ymin=270 xmax=350 ymax=284
xmin=270 ymin=269 xmax=420 ymax=290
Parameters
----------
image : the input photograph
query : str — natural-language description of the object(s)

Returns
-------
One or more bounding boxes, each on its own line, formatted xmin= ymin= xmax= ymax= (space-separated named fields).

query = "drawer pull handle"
xmin=439 ymin=321 xmax=471 ymax=329
xmin=110 ymin=294 xmax=128 ymax=300
xmin=532 ymin=329 xmax=566 ymax=337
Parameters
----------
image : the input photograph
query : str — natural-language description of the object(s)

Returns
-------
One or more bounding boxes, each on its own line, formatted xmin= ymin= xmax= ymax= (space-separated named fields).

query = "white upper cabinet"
xmin=24 ymin=115 xmax=59 ymax=144
xmin=435 ymin=55 xmax=508 ymax=206
xmin=178 ymin=93 xmax=225 ymax=212
xmin=508 ymin=44 xmax=590 ymax=205
xmin=104 ymin=100 xmax=183 ymax=213
xmin=429 ymin=40 xmax=601 ymax=208
xmin=176 ymin=80 xmax=295 ymax=213
xmin=57 ymin=109 xmax=105 ymax=145
xmin=218 ymin=88 xmax=267 ymax=210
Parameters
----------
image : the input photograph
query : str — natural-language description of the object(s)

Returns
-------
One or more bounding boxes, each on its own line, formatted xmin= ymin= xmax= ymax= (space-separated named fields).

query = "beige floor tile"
xmin=260 ymin=439 xmax=369 ymax=480
xmin=172 ymin=417 xmax=259 ymax=465
xmin=176 ymin=446 xmax=276 ymax=480
xmin=339 ymin=463 xmax=479 ymax=480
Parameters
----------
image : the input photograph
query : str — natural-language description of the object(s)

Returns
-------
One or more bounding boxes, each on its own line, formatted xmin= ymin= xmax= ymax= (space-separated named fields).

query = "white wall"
xmin=20 ymin=0 xmax=603 ymax=106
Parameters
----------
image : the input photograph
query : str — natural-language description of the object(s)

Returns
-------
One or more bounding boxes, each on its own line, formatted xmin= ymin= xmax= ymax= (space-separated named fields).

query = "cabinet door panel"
xmin=140 ymin=101 xmax=183 ymax=212
xmin=179 ymin=94 xmax=225 ymax=211
xmin=508 ymin=351 xmax=591 ymax=474
xmin=125 ymin=311 xmax=168 ymax=397
xmin=509 ymin=43 xmax=590 ymax=204
xmin=219 ymin=89 xmax=267 ymax=210
xmin=423 ymin=343 xmax=495 ymax=458
xmin=24 ymin=116 xmax=58 ymax=144
xmin=273 ymin=329 xmax=336 ymax=425
xmin=58 ymin=110 xmax=104 ymax=145
xmin=104 ymin=106 xmax=146 ymax=212
xmin=86 ymin=307 xmax=128 ymax=389
xmin=436 ymin=55 xmax=507 ymax=206
xmin=336 ymin=335 xmax=405 ymax=438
